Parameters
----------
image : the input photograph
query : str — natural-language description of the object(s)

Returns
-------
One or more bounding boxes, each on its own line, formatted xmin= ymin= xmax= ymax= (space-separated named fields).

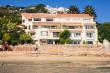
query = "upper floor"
xmin=21 ymin=13 xmax=97 ymax=33
xmin=21 ymin=13 xmax=95 ymax=24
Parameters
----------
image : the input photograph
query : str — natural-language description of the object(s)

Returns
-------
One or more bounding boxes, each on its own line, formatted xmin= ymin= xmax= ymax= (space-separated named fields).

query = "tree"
xmin=0 ymin=19 xmax=19 ymax=34
xmin=0 ymin=5 xmax=21 ymax=24
xmin=19 ymin=33 xmax=31 ymax=44
xmin=2 ymin=33 xmax=11 ymax=42
xmin=97 ymin=22 xmax=110 ymax=43
xmin=35 ymin=4 xmax=48 ymax=13
xmin=25 ymin=9 xmax=37 ymax=13
xmin=68 ymin=5 xmax=80 ymax=14
xmin=0 ymin=18 xmax=32 ymax=45
xmin=83 ymin=5 xmax=97 ymax=19
xmin=57 ymin=11 xmax=64 ymax=14
xmin=59 ymin=30 xmax=72 ymax=44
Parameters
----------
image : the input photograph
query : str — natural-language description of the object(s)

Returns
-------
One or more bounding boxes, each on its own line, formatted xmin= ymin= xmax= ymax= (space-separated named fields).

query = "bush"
xmin=11 ymin=40 xmax=19 ymax=46
xmin=0 ymin=40 xmax=3 ymax=45
xmin=65 ymin=39 xmax=73 ymax=44
xmin=59 ymin=30 xmax=72 ymax=44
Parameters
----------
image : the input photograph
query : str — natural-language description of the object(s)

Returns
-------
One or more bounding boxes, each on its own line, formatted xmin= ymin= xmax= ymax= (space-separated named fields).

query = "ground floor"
xmin=35 ymin=39 xmax=95 ymax=46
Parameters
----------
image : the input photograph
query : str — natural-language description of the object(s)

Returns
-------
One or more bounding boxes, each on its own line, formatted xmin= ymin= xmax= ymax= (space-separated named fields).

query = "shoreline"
xmin=0 ymin=51 xmax=110 ymax=62
xmin=1 ymin=55 xmax=110 ymax=62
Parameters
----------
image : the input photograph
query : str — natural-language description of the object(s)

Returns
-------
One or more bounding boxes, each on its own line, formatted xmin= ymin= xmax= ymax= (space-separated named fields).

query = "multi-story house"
xmin=21 ymin=13 xmax=98 ymax=46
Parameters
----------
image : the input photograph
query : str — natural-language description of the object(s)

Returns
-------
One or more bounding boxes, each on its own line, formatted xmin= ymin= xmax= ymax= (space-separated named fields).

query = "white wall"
xmin=22 ymin=15 xmax=97 ymax=45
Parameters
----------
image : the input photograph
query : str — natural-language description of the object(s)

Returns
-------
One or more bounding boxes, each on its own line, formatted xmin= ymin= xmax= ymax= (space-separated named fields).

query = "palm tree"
xmin=83 ymin=5 xmax=97 ymax=19
xmin=68 ymin=5 xmax=80 ymax=14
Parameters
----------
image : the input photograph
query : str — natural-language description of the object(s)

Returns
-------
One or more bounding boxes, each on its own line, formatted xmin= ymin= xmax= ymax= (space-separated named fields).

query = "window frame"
xmin=86 ymin=32 xmax=93 ymax=38
xmin=46 ymin=18 xmax=53 ymax=22
xmin=41 ymin=31 xmax=48 ymax=36
xmin=34 ymin=18 xmax=41 ymax=21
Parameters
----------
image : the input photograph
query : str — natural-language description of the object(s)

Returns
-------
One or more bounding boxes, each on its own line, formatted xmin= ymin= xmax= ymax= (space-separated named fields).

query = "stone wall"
xmin=38 ymin=45 xmax=110 ymax=56
xmin=11 ymin=44 xmax=36 ymax=51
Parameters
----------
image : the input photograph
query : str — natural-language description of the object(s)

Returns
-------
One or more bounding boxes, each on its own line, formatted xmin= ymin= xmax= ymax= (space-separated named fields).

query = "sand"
xmin=0 ymin=51 xmax=110 ymax=62
xmin=1 ymin=52 xmax=110 ymax=73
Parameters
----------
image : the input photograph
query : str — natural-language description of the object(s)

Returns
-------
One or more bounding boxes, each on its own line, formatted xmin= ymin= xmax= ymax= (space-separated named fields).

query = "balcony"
xmin=85 ymin=29 xmax=95 ymax=32
xmin=33 ymin=22 xmax=61 ymax=26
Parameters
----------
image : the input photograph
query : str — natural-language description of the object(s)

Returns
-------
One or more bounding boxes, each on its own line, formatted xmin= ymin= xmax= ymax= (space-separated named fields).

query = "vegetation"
xmin=0 ymin=18 xmax=33 ymax=45
xmin=2 ymin=33 xmax=11 ymax=42
xmin=25 ymin=4 xmax=48 ymax=13
xmin=59 ymin=30 xmax=72 ymax=44
xmin=35 ymin=4 xmax=48 ymax=13
xmin=0 ymin=4 xmax=110 ymax=44
xmin=97 ymin=22 xmax=110 ymax=43
xmin=0 ymin=5 xmax=21 ymax=24
xmin=83 ymin=5 xmax=97 ymax=19
xmin=19 ymin=33 xmax=31 ymax=44
xmin=68 ymin=5 xmax=80 ymax=14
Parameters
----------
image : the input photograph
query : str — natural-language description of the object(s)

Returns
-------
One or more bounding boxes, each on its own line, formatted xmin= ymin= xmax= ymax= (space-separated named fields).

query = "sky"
xmin=0 ymin=0 xmax=110 ymax=23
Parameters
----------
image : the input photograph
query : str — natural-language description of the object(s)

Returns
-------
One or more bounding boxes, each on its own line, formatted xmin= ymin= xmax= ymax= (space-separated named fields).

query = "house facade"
xmin=21 ymin=13 xmax=98 ymax=46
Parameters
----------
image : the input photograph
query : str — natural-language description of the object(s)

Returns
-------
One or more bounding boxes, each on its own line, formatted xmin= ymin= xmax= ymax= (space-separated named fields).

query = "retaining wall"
xmin=38 ymin=45 xmax=110 ymax=56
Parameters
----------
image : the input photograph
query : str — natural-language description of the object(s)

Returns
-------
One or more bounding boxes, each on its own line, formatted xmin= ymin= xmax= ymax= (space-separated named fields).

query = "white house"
xmin=21 ymin=13 xmax=98 ymax=46
xmin=45 ymin=5 xmax=69 ymax=14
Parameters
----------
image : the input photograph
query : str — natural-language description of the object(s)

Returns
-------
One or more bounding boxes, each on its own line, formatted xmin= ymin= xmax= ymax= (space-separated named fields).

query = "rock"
xmin=103 ymin=39 xmax=110 ymax=49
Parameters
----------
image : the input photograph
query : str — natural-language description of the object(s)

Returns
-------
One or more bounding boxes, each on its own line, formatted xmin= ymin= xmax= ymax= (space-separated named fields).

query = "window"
xmin=85 ymin=25 xmax=94 ymax=29
xmin=73 ymin=40 xmax=80 ymax=45
xmin=63 ymin=25 xmax=68 ymax=29
xmin=41 ymin=40 xmax=47 ymax=44
xmin=83 ymin=19 xmax=91 ymax=21
xmin=47 ymin=40 xmax=53 ymax=44
xmin=28 ymin=25 xmax=31 ymax=30
xmin=22 ymin=20 xmax=25 ymax=23
xmin=33 ymin=25 xmax=38 ymax=29
xmin=41 ymin=31 xmax=48 ymax=36
xmin=69 ymin=26 xmax=81 ymax=29
xmin=51 ymin=26 xmax=60 ymax=29
xmin=86 ymin=32 xmax=93 ymax=38
xmin=28 ymin=19 xmax=32 ymax=21
xmin=31 ymin=33 xmax=35 ymax=36
xmin=74 ymin=33 xmax=81 ymax=37
xmin=51 ymin=26 xmax=58 ymax=29
xmin=69 ymin=26 xmax=75 ymax=29
xmin=87 ymin=41 xmax=93 ymax=44
xmin=24 ymin=26 xmax=27 ymax=29
xmin=34 ymin=18 xmax=41 ymax=21
xmin=46 ymin=18 xmax=53 ymax=21
xmin=53 ymin=32 xmax=59 ymax=37
xmin=41 ymin=26 xmax=50 ymax=28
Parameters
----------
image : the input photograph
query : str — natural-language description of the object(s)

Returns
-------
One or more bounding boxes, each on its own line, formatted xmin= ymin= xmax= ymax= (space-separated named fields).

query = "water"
xmin=0 ymin=61 xmax=110 ymax=73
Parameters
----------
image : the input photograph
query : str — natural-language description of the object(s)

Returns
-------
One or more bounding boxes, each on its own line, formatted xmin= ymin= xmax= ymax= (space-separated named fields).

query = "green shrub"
xmin=0 ymin=40 xmax=3 ymax=45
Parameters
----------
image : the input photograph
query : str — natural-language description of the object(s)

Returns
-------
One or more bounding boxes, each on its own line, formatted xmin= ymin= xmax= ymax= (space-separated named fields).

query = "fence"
xmin=11 ymin=44 xmax=36 ymax=51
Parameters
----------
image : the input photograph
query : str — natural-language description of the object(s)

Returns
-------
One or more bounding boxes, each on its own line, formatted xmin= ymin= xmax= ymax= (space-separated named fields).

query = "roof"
xmin=21 ymin=13 xmax=93 ymax=19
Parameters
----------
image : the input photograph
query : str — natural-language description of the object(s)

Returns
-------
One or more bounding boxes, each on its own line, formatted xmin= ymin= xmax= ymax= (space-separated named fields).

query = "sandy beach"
xmin=0 ymin=51 xmax=110 ymax=62
xmin=1 ymin=55 xmax=110 ymax=62
xmin=1 ymin=52 xmax=110 ymax=73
